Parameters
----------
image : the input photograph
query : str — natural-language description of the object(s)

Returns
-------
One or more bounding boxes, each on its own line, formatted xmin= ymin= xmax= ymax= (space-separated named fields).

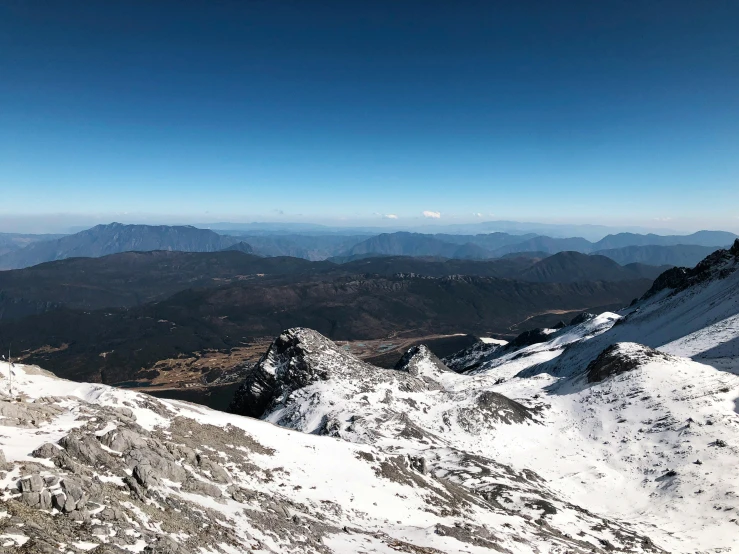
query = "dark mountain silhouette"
xmin=517 ymin=251 xmax=667 ymax=283
xmin=0 ymin=223 xmax=243 ymax=270
xmin=0 ymin=244 xmax=680 ymax=323
xmin=2 ymin=273 xmax=652 ymax=386
xmin=432 ymin=232 xmax=538 ymax=249
xmin=336 ymin=255 xmax=538 ymax=277
xmin=490 ymin=236 xmax=595 ymax=257
xmin=0 ymin=250 xmax=332 ymax=319
xmin=622 ymin=262 xmax=673 ymax=279
xmin=221 ymin=241 xmax=256 ymax=254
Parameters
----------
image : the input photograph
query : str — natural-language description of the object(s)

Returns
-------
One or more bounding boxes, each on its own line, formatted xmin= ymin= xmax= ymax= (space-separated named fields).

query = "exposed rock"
xmin=182 ymin=475 xmax=222 ymax=498
xmin=143 ymin=535 xmax=184 ymax=554
xmin=99 ymin=427 xmax=148 ymax=452
xmin=60 ymin=478 xmax=86 ymax=512
xmin=230 ymin=328 xmax=379 ymax=417
xmin=509 ymin=328 xmax=552 ymax=348
xmin=39 ymin=489 xmax=52 ymax=510
xmin=59 ymin=431 xmax=118 ymax=467
xmin=31 ymin=442 xmax=59 ymax=459
xmin=394 ymin=345 xmax=451 ymax=380
xmin=196 ymin=454 xmax=231 ymax=484
xmin=21 ymin=491 xmax=41 ymax=507
xmin=644 ymin=239 xmax=739 ymax=298
xmin=569 ymin=312 xmax=595 ymax=326
xmin=51 ymin=492 xmax=66 ymax=511
xmin=443 ymin=340 xmax=506 ymax=373
xmin=586 ymin=343 xmax=672 ymax=383
xmin=475 ymin=390 xmax=534 ymax=424
xmin=19 ymin=474 xmax=44 ymax=493
xmin=44 ymin=475 xmax=59 ymax=487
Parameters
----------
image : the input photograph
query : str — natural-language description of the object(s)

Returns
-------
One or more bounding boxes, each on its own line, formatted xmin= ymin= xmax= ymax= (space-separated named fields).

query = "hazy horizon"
xmin=1 ymin=213 xmax=736 ymax=239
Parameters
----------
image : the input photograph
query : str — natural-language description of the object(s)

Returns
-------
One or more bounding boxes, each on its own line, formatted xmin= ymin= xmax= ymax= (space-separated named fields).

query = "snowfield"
xmin=1 ymin=241 xmax=738 ymax=553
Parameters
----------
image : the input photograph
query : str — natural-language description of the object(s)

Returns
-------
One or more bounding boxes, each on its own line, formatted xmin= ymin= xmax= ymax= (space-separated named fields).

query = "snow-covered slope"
xmin=226 ymin=242 xmax=739 ymax=553
xmin=1 ymin=360 xmax=667 ymax=553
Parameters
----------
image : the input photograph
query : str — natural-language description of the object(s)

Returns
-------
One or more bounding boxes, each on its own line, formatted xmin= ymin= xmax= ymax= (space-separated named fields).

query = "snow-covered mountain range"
xmin=1 ymin=241 xmax=738 ymax=552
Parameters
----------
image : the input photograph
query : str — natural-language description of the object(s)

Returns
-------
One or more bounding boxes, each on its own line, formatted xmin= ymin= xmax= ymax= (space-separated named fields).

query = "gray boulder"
xmin=21 ymin=491 xmax=41 ymax=507
xmin=39 ymin=489 xmax=52 ymax=510
xmin=19 ymin=474 xmax=44 ymax=493
xmin=31 ymin=442 xmax=59 ymax=459
xmin=196 ymin=454 xmax=231 ymax=484
xmin=100 ymin=427 xmax=148 ymax=452
xmin=60 ymin=478 xmax=86 ymax=512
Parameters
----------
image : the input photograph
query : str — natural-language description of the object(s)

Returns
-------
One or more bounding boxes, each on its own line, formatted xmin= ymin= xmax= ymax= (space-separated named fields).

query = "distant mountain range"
xmin=0 ymin=222 xmax=243 ymax=270
xmin=226 ymin=233 xmax=372 ymax=260
xmin=340 ymin=230 xmax=737 ymax=265
xmin=0 ymin=232 xmax=67 ymax=256
xmin=592 ymin=244 xmax=717 ymax=266
xmin=0 ymin=223 xmax=735 ymax=270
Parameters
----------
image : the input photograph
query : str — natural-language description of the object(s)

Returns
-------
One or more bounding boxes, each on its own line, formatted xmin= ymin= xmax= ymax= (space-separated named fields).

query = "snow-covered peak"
xmin=229 ymin=327 xmax=377 ymax=417
xmin=394 ymin=344 xmax=451 ymax=381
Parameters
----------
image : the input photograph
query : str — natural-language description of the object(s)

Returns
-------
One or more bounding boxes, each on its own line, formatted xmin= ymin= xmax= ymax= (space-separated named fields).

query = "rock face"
xmin=394 ymin=344 xmax=451 ymax=380
xmin=442 ymin=340 xmax=507 ymax=373
xmin=569 ymin=311 xmax=595 ymax=326
xmin=509 ymin=327 xmax=553 ymax=348
xmin=586 ymin=343 xmax=673 ymax=383
xmin=229 ymin=328 xmax=374 ymax=417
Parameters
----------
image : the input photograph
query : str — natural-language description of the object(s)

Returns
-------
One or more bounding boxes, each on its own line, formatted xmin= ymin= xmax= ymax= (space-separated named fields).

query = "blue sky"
xmin=1 ymin=1 xmax=738 ymax=233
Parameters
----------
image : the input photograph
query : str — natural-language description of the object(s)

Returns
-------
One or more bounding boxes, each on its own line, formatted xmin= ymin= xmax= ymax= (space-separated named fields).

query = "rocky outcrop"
xmin=442 ymin=339 xmax=507 ymax=373
xmin=586 ymin=343 xmax=672 ymax=383
xmin=644 ymin=240 xmax=739 ymax=298
xmin=509 ymin=327 xmax=553 ymax=348
xmin=569 ymin=312 xmax=595 ymax=326
xmin=229 ymin=327 xmax=377 ymax=417
xmin=394 ymin=345 xmax=451 ymax=380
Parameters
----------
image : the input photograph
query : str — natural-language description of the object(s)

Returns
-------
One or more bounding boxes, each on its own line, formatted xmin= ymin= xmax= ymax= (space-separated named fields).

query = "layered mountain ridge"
xmin=1 ymin=223 xmax=735 ymax=270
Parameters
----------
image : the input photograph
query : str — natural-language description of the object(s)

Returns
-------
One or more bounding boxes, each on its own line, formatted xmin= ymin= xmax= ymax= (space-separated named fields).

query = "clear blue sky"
xmin=1 ymin=0 xmax=738 ymax=232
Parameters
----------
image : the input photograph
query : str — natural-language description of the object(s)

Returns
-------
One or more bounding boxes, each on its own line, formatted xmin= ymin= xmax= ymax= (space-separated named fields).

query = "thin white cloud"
xmin=472 ymin=212 xmax=483 ymax=218
xmin=653 ymin=217 xmax=672 ymax=222
xmin=383 ymin=214 xmax=399 ymax=219
xmin=422 ymin=210 xmax=441 ymax=219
